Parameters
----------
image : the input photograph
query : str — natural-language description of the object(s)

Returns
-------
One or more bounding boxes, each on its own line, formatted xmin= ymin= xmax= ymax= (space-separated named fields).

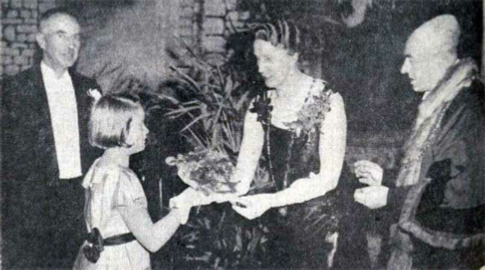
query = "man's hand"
xmin=354 ymin=160 xmax=384 ymax=186
xmin=354 ymin=186 xmax=389 ymax=209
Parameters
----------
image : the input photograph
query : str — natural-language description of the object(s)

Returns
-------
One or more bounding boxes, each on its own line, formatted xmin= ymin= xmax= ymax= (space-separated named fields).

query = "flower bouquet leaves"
xmin=166 ymin=148 xmax=239 ymax=196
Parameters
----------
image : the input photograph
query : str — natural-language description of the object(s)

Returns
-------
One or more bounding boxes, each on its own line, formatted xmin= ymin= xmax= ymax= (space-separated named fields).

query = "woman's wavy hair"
xmin=89 ymin=93 xmax=143 ymax=149
xmin=253 ymin=20 xmax=304 ymax=57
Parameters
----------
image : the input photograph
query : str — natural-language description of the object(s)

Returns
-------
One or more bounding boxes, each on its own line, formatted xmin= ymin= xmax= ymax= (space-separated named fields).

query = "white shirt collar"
xmin=40 ymin=61 xmax=82 ymax=179
xmin=41 ymin=61 xmax=71 ymax=82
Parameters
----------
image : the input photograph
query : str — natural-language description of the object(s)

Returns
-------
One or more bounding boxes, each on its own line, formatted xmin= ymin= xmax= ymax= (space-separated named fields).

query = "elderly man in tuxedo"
xmin=1 ymin=8 xmax=101 ymax=268
xmin=354 ymin=15 xmax=485 ymax=269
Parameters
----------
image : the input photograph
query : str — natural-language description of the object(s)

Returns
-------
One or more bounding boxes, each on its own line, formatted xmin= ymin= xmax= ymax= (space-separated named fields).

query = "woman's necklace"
xmin=264 ymin=78 xmax=318 ymax=190
xmin=281 ymin=78 xmax=317 ymax=184
xmin=271 ymin=79 xmax=316 ymax=129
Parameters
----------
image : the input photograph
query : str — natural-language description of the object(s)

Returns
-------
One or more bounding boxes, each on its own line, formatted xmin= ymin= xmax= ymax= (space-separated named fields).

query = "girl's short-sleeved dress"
xmin=73 ymin=159 xmax=151 ymax=270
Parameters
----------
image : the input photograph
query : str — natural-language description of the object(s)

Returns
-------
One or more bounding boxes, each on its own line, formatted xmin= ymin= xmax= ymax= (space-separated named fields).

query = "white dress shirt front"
xmin=41 ymin=62 xmax=82 ymax=179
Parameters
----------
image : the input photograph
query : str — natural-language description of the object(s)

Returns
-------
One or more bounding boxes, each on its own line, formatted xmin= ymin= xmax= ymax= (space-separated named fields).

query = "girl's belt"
xmin=83 ymin=228 xmax=136 ymax=263
xmin=104 ymin=232 xmax=136 ymax=246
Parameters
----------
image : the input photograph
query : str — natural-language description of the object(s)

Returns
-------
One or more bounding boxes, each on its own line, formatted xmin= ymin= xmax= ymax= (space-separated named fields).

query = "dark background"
xmin=323 ymin=0 xmax=483 ymax=131
xmin=236 ymin=0 xmax=483 ymax=132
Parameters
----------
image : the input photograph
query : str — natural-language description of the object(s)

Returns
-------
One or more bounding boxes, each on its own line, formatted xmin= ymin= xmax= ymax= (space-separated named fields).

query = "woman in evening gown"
xmin=230 ymin=20 xmax=349 ymax=269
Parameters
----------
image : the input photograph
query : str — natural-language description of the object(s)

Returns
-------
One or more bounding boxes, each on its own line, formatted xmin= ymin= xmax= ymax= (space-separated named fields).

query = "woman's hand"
xmin=354 ymin=160 xmax=384 ymax=186
xmin=233 ymin=180 xmax=251 ymax=197
xmin=354 ymin=186 xmax=389 ymax=209
xmin=231 ymin=194 xmax=273 ymax=220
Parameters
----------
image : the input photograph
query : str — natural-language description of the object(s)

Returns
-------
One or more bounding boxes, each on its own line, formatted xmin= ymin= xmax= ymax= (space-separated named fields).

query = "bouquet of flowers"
xmin=166 ymin=148 xmax=239 ymax=196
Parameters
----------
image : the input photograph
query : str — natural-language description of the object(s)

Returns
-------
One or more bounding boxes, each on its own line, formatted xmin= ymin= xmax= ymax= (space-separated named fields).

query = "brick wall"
xmin=0 ymin=0 xmax=305 ymax=77
xmin=1 ymin=0 xmax=59 ymax=77
xmin=0 ymin=0 xmax=246 ymax=76
xmin=177 ymin=0 xmax=248 ymax=61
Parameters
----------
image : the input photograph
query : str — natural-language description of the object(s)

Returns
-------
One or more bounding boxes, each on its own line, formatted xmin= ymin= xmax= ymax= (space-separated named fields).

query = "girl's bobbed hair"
xmin=89 ymin=93 xmax=143 ymax=149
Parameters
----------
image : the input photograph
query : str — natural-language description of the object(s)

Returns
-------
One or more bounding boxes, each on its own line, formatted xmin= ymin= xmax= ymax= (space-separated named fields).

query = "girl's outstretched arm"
xmin=115 ymin=172 xmax=188 ymax=252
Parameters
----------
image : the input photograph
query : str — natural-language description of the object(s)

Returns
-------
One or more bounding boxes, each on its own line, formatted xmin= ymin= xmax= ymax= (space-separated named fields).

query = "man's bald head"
xmin=406 ymin=14 xmax=460 ymax=59
xmin=401 ymin=15 xmax=461 ymax=93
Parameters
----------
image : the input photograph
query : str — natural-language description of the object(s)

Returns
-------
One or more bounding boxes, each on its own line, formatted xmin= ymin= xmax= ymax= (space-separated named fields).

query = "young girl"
xmin=73 ymin=94 xmax=195 ymax=269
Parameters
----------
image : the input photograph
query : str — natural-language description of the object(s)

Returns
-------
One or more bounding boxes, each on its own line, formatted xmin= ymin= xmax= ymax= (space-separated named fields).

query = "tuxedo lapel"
xmin=25 ymin=66 xmax=93 ymax=181
xmin=27 ymin=64 xmax=60 ymax=181
xmin=22 ymin=66 xmax=99 ymax=177
xmin=70 ymin=70 xmax=89 ymax=132
xmin=28 ymin=64 xmax=49 ymax=119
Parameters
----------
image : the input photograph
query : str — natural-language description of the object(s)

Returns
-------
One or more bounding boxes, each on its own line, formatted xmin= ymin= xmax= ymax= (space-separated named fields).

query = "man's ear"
xmin=36 ymin=33 xmax=46 ymax=50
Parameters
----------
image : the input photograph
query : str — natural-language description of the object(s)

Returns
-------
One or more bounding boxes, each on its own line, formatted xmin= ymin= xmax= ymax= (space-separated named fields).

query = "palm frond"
xmin=180 ymin=113 xmax=210 ymax=133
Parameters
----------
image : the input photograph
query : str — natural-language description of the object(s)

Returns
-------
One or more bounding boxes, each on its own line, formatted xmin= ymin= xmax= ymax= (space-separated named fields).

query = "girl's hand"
xmin=170 ymin=188 xmax=210 ymax=209
xmin=172 ymin=207 xmax=191 ymax=225
xmin=170 ymin=188 xmax=238 ymax=209
xmin=233 ymin=181 xmax=251 ymax=196
xmin=170 ymin=187 xmax=212 ymax=225
xmin=231 ymin=194 xmax=273 ymax=220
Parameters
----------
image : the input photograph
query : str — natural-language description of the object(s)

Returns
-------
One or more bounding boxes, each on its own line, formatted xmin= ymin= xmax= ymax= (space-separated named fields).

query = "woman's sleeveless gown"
xmin=253 ymin=78 xmax=372 ymax=269
xmin=255 ymin=87 xmax=371 ymax=269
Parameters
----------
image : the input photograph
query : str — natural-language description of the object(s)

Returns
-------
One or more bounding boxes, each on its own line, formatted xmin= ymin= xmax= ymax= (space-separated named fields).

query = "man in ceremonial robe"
xmin=354 ymin=14 xmax=485 ymax=269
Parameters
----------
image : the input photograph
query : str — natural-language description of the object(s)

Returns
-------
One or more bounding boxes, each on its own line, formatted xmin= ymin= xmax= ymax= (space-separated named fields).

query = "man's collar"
xmin=421 ymin=59 xmax=461 ymax=101
xmin=41 ymin=61 xmax=70 ymax=80
xmin=417 ymin=58 xmax=477 ymax=124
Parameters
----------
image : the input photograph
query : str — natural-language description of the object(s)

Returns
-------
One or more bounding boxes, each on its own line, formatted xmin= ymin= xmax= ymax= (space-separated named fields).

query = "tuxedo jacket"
xmin=1 ymin=63 xmax=102 ymax=226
